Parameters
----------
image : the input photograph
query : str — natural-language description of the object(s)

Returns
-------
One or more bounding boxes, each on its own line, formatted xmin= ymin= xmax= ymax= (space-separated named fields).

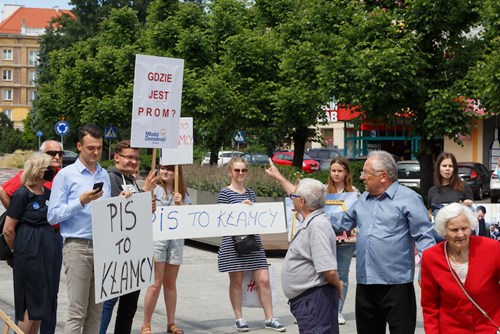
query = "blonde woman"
xmin=141 ymin=165 xmax=190 ymax=334
xmin=218 ymin=158 xmax=285 ymax=332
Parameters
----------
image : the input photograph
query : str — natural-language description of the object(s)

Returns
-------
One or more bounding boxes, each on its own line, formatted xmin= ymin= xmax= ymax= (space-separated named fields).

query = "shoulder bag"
xmin=444 ymin=241 xmax=500 ymax=334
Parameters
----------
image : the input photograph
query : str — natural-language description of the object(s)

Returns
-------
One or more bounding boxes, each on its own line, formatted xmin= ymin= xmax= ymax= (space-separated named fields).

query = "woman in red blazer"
xmin=421 ymin=203 xmax=500 ymax=334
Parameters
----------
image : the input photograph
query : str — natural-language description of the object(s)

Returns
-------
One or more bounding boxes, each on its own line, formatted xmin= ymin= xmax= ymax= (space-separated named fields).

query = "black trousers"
xmin=356 ymin=283 xmax=416 ymax=334
xmin=113 ymin=290 xmax=141 ymax=334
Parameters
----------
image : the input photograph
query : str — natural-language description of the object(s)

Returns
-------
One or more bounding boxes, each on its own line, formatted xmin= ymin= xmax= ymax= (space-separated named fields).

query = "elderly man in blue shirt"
xmin=48 ymin=124 xmax=117 ymax=334
xmin=330 ymin=150 xmax=435 ymax=334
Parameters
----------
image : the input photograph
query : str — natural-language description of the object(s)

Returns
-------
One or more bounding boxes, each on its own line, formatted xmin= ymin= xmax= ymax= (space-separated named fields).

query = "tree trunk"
xmin=417 ymin=137 xmax=438 ymax=199
xmin=292 ymin=127 xmax=308 ymax=170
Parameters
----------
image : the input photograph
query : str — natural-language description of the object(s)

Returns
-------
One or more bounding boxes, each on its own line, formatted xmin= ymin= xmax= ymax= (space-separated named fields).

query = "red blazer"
xmin=421 ymin=236 xmax=500 ymax=334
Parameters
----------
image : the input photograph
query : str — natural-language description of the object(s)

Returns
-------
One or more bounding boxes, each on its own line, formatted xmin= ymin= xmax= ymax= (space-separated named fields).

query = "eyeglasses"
xmin=118 ymin=154 xmax=141 ymax=162
xmin=45 ymin=150 xmax=64 ymax=157
xmin=233 ymin=168 xmax=248 ymax=173
xmin=289 ymin=193 xmax=302 ymax=200
xmin=360 ymin=170 xmax=382 ymax=177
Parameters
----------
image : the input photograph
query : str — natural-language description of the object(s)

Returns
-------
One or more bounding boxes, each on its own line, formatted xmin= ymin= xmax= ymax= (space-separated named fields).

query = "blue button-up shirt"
xmin=48 ymin=158 xmax=111 ymax=240
xmin=330 ymin=181 xmax=435 ymax=284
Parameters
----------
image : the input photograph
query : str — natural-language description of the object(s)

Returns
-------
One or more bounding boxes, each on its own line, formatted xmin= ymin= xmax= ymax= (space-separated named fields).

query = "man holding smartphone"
xmin=48 ymin=124 xmax=112 ymax=334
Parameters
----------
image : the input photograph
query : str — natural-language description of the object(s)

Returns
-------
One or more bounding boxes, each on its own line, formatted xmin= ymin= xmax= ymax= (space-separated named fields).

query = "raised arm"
xmin=265 ymin=158 xmax=295 ymax=195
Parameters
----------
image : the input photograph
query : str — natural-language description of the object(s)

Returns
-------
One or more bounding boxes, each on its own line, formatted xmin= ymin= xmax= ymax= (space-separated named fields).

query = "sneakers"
xmin=338 ymin=313 xmax=346 ymax=325
xmin=236 ymin=319 xmax=250 ymax=332
xmin=265 ymin=318 xmax=286 ymax=332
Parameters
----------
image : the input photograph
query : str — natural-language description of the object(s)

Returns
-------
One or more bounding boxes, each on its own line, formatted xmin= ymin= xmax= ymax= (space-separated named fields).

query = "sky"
xmin=1 ymin=0 xmax=73 ymax=10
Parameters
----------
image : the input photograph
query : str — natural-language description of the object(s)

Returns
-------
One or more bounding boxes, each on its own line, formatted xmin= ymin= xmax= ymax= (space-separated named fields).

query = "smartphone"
xmin=92 ymin=182 xmax=104 ymax=193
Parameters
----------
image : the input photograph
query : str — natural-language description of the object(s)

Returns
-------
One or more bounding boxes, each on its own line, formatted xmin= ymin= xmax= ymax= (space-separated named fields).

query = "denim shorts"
xmin=153 ymin=239 xmax=184 ymax=265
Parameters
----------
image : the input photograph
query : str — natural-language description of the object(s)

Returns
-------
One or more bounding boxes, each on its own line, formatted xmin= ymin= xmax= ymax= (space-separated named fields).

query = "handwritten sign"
xmin=92 ymin=192 xmax=154 ymax=303
xmin=160 ymin=117 xmax=193 ymax=165
xmin=152 ymin=202 xmax=287 ymax=240
xmin=284 ymin=192 xmax=358 ymax=240
xmin=131 ymin=54 xmax=184 ymax=148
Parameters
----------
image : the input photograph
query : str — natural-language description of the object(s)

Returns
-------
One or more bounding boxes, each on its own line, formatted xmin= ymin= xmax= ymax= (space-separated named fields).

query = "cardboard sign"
xmin=152 ymin=202 xmax=287 ymax=240
xmin=92 ymin=192 xmax=154 ymax=303
xmin=131 ymin=54 xmax=184 ymax=148
xmin=160 ymin=117 xmax=193 ymax=165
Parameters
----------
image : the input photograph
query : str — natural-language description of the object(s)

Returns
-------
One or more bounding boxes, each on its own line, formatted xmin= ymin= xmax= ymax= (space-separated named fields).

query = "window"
xmin=3 ymin=89 xmax=12 ymax=101
xmin=3 ymin=49 xmax=12 ymax=60
xmin=3 ymin=109 xmax=12 ymax=120
xmin=29 ymin=71 xmax=36 ymax=85
xmin=29 ymin=90 xmax=37 ymax=104
xmin=3 ymin=69 xmax=12 ymax=81
xmin=29 ymin=50 xmax=39 ymax=66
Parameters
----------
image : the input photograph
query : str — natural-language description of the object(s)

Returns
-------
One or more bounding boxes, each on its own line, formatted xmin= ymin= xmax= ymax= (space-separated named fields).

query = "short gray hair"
xmin=295 ymin=178 xmax=326 ymax=210
xmin=39 ymin=139 xmax=63 ymax=151
xmin=434 ymin=203 xmax=478 ymax=237
xmin=367 ymin=150 xmax=397 ymax=180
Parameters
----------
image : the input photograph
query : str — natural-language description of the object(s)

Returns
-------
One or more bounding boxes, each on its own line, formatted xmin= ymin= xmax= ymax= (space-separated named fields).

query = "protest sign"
xmin=160 ymin=117 xmax=193 ymax=165
xmin=152 ymin=202 xmax=287 ymax=240
xmin=131 ymin=54 xmax=184 ymax=148
xmin=92 ymin=192 xmax=154 ymax=303
xmin=284 ymin=192 xmax=358 ymax=240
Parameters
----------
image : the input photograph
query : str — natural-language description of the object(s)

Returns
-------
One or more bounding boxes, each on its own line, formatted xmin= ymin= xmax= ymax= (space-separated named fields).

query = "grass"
xmin=0 ymin=150 xmax=35 ymax=168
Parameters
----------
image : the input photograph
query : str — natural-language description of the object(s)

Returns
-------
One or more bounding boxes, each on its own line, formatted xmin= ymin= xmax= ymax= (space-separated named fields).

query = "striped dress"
xmin=217 ymin=187 xmax=268 ymax=272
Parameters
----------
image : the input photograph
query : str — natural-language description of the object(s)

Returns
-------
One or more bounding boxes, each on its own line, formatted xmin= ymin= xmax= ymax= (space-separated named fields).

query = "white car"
xmin=490 ymin=166 xmax=500 ymax=203
xmin=201 ymin=151 xmax=243 ymax=167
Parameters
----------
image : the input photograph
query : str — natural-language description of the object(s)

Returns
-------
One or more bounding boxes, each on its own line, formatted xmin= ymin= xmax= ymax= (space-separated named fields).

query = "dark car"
xmin=397 ymin=160 xmax=420 ymax=189
xmin=242 ymin=153 xmax=269 ymax=165
xmin=458 ymin=162 xmax=491 ymax=200
xmin=272 ymin=151 xmax=319 ymax=173
xmin=62 ymin=150 xmax=79 ymax=167
xmin=306 ymin=148 xmax=343 ymax=163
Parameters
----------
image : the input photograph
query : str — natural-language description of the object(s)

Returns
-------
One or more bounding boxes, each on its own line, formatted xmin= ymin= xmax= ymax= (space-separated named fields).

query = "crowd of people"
xmin=1 ymin=124 xmax=499 ymax=334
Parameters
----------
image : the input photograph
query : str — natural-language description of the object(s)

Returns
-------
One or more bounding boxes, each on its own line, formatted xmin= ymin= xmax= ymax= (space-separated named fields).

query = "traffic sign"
xmin=36 ymin=130 xmax=43 ymax=137
xmin=233 ymin=131 xmax=245 ymax=143
xmin=104 ymin=126 xmax=118 ymax=139
xmin=55 ymin=121 xmax=70 ymax=136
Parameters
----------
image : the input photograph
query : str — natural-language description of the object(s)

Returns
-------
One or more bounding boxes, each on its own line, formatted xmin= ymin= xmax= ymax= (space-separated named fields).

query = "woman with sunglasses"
xmin=141 ymin=165 xmax=190 ymax=334
xmin=218 ymin=157 xmax=285 ymax=332
xmin=266 ymin=156 xmax=360 ymax=325
xmin=3 ymin=152 xmax=60 ymax=334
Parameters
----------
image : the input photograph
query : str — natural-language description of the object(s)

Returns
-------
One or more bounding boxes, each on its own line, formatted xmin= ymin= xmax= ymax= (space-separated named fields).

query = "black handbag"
xmin=0 ymin=211 xmax=13 ymax=261
xmin=232 ymin=235 xmax=260 ymax=257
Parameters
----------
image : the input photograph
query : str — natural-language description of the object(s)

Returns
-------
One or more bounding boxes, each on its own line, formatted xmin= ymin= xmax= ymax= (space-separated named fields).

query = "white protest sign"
xmin=131 ymin=54 xmax=184 ymax=148
xmin=152 ymin=202 xmax=286 ymax=240
xmin=160 ymin=117 xmax=193 ymax=165
xmin=92 ymin=192 xmax=154 ymax=303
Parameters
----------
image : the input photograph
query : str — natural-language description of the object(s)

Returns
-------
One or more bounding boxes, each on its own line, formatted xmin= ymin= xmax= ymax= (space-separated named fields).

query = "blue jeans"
xmin=337 ymin=243 xmax=356 ymax=313
xmin=99 ymin=298 xmax=118 ymax=334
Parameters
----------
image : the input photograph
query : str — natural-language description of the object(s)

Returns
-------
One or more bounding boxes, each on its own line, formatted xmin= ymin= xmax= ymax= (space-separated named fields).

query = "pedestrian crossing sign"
xmin=104 ymin=126 xmax=118 ymax=139
xmin=233 ymin=131 xmax=245 ymax=143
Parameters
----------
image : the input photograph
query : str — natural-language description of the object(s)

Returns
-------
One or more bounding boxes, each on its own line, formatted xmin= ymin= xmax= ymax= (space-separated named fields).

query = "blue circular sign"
xmin=55 ymin=121 xmax=70 ymax=136
xmin=36 ymin=130 xmax=43 ymax=137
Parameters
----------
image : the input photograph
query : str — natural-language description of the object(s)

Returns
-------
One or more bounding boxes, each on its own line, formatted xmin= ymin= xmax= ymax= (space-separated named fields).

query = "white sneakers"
xmin=338 ymin=313 xmax=346 ymax=325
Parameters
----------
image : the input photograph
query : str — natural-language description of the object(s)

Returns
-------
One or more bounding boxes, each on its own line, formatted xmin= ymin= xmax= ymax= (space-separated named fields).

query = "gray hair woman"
xmin=421 ymin=203 xmax=500 ymax=333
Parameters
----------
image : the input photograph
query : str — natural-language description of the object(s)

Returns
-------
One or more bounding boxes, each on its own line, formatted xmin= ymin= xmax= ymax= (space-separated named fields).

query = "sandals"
xmin=141 ymin=323 xmax=152 ymax=334
xmin=167 ymin=322 xmax=185 ymax=334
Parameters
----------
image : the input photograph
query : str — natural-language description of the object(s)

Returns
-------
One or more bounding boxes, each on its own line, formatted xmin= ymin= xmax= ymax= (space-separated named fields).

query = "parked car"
xmin=306 ymin=148 xmax=343 ymax=163
xmin=397 ymin=160 xmax=420 ymax=189
xmin=491 ymin=166 xmax=500 ymax=203
xmin=271 ymin=151 xmax=319 ymax=173
xmin=201 ymin=151 xmax=243 ymax=167
xmin=319 ymin=159 xmax=333 ymax=171
xmin=242 ymin=153 xmax=269 ymax=165
xmin=62 ymin=150 xmax=79 ymax=167
xmin=457 ymin=162 xmax=491 ymax=200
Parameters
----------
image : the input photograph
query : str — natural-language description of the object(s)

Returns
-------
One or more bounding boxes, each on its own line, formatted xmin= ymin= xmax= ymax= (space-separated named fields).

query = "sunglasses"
xmin=233 ymin=168 xmax=248 ymax=173
xmin=46 ymin=150 xmax=64 ymax=157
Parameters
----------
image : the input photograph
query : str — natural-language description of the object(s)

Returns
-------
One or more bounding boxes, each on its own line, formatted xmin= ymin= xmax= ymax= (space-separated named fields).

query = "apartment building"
xmin=0 ymin=5 xmax=71 ymax=130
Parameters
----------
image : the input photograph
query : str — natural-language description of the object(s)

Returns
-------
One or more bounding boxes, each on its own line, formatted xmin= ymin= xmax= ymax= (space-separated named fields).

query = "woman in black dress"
xmin=3 ymin=153 xmax=59 ymax=334
xmin=217 ymin=157 xmax=285 ymax=332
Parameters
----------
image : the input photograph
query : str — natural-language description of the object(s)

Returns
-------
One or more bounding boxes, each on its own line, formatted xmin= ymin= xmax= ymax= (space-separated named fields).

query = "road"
xmin=0 ymin=168 xmax=427 ymax=333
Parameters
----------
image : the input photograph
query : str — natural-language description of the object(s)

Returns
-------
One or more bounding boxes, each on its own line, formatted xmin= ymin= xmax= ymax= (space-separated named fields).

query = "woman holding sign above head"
xmin=141 ymin=164 xmax=191 ymax=334
xmin=218 ymin=157 xmax=286 ymax=332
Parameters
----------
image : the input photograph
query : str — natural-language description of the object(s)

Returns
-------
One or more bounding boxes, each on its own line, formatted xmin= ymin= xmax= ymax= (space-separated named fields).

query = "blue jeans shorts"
xmin=153 ymin=239 xmax=184 ymax=264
